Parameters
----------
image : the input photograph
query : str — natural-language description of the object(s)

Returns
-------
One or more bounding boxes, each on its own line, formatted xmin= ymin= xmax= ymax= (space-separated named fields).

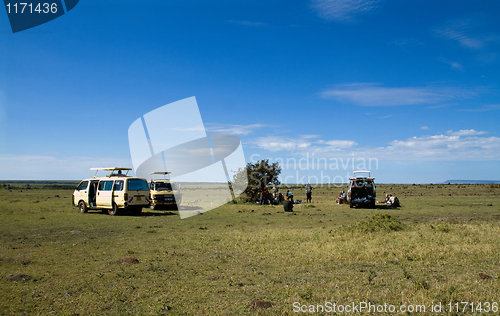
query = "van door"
xmin=113 ymin=180 xmax=125 ymax=207
xmin=74 ymin=181 xmax=89 ymax=206
xmin=126 ymin=178 xmax=150 ymax=206
xmin=96 ymin=180 xmax=114 ymax=208
xmin=89 ymin=180 xmax=99 ymax=207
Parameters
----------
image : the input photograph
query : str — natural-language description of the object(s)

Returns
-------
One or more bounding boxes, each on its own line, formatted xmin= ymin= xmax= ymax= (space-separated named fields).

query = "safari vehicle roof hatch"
xmin=149 ymin=171 xmax=171 ymax=181
xmin=349 ymin=170 xmax=374 ymax=180
xmin=90 ymin=167 xmax=132 ymax=178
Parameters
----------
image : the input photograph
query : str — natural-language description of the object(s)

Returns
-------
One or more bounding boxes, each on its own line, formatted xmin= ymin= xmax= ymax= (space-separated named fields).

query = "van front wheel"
xmin=108 ymin=203 xmax=119 ymax=216
xmin=78 ymin=201 xmax=88 ymax=213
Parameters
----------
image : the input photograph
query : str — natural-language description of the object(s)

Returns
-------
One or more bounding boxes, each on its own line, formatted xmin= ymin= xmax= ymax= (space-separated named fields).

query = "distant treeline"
xmin=0 ymin=180 xmax=79 ymax=190
xmin=443 ymin=180 xmax=500 ymax=184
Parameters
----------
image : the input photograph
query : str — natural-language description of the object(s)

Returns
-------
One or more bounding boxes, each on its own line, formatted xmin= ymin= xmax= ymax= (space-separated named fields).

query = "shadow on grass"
xmin=82 ymin=205 xmax=204 ymax=217
xmin=375 ymin=204 xmax=400 ymax=210
xmin=136 ymin=205 xmax=205 ymax=217
xmin=177 ymin=206 xmax=205 ymax=211
xmin=138 ymin=210 xmax=178 ymax=217
xmin=83 ymin=209 xmax=179 ymax=217
xmin=351 ymin=204 xmax=401 ymax=210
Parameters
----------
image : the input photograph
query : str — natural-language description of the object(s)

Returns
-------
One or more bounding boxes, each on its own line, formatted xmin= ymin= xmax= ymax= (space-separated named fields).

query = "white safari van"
xmin=149 ymin=171 xmax=182 ymax=210
xmin=72 ymin=167 xmax=150 ymax=215
xmin=347 ymin=170 xmax=376 ymax=208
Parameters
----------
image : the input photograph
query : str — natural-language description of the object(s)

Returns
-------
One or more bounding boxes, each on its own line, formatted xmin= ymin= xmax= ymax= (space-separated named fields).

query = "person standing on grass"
xmin=272 ymin=184 xmax=278 ymax=197
xmin=305 ymin=183 xmax=312 ymax=203
xmin=260 ymin=187 xmax=268 ymax=205
xmin=272 ymin=184 xmax=279 ymax=204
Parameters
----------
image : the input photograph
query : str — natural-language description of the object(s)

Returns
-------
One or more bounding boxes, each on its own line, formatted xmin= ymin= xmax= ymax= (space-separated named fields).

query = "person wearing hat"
xmin=283 ymin=193 xmax=294 ymax=212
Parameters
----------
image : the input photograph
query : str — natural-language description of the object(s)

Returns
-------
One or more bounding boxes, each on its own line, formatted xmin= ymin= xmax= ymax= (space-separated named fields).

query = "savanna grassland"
xmin=1 ymin=182 xmax=500 ymax=315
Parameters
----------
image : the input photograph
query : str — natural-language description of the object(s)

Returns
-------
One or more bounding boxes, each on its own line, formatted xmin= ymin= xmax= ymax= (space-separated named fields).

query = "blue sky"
xmin=0 ymin=0 xmax=499 ymax=183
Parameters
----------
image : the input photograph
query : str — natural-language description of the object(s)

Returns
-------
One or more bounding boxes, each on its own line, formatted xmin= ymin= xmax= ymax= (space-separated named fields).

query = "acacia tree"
xmin=233 ymin=159 xmax=281 ymax=202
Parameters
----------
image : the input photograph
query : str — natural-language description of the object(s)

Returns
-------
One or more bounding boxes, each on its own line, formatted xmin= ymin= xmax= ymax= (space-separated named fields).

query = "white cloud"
xmin=311 ymin=0 xmax=380 ymax=21
xmin=450 ymin=62 xmax=464 ymax=71
xmin=320 ymin=83 xmax=483 ymax=106
xmin=434 ymin=18 xmax=499 ymax=63
xmin=420 ymin=126 xmax=429 ymax=130
xmin=299 ymin=134 xmax=321 ymax=139
xmin=253 ymin=137 xmax=358 ymax=153
xmin=250 ymin=131 xmax=500 ymax=162
xmin=385 ymin=134 xmax=500 ymax=160
xmin=206 ymin=123 xmax=266 ymax=135
xmin=252 ymin=136 xmax=311 ymax=152
xmin=441 ymin=59 xmax=464 ymax=71
xmin=435 ymin=19 xmax=484 ymax=49
xmin=323 ymin=140 xmax=358 ymax=148
xmin=446 ymin=129 xmax=488 ymax=136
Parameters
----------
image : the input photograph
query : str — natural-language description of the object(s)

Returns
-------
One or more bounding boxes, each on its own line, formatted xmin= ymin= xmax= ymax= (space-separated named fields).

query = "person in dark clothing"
xmin=260 ymin=187 xmax=269 ymax=205
xmin=283 ymin=195 xmax=294 ymax=212
xmin=305 ymin=183 xmax=312 ymax=203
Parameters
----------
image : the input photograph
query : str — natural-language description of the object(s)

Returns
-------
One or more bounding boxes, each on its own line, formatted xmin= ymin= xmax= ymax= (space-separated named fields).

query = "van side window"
xmin=76 ymin=181 xmax=88 ymax=190
xmin=98 ymin=181 xmax=114 ymax=191
xmin=114 ymin=180 xmax=124 ymax=191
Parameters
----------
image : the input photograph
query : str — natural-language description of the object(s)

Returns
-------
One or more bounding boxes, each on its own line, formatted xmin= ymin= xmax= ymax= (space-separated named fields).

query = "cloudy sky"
xmin=0 ymin=0 xmax=499 ymax=183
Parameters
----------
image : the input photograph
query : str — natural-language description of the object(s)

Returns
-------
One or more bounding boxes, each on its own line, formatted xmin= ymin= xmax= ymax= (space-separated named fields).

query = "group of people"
xmin=259 ymin=183 xmax=314 ymax=212
xmin=335 ymin=190 xmax=401 ymax=207
xmin=260 ymin=185 xmax=400 ymax=210
xmin=379 ymin=194 xmax=400 ymax=207
xmin=259 ymin=185 xmax=285 ymax=206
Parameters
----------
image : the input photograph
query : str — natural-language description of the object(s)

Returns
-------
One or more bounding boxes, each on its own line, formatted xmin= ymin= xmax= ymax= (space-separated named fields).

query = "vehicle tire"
xmin=108 ymin=203 xmax=119 ymax=216
xmin=349 ymin=203 xmax=353 ymax=208
xmin=78 ymin=201 xmax=88 ymax=213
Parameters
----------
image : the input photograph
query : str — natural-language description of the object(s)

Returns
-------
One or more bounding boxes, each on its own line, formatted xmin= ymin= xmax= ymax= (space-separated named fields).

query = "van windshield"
xmin=127 ymin=179 xmax=149 ymax=191
xmin=154 ymin=182 xmax=173 ymax=191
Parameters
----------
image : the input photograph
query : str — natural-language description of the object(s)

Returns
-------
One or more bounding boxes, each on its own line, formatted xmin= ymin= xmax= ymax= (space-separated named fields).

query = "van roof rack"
xmin=149 ymin=171 xmax=172 ymax=181
xmin=90 ymin=167 xmax=132 ymax=178
xmin=351 ymin=170 xmax=373 ymax=179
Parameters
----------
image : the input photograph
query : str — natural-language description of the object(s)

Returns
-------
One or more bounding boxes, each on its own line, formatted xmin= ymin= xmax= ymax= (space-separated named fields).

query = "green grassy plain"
xmin=1 ymin=183 xmax=500 ymax=315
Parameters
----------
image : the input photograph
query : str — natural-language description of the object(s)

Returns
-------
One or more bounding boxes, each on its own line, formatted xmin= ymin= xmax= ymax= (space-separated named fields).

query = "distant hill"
xmin=443 ymin=180 xmax=500 ymax=184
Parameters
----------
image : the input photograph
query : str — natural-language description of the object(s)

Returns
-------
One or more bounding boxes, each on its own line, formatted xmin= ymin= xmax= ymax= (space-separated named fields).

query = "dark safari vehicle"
xmin=347 ymin=170 xmax=376 ymax=208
